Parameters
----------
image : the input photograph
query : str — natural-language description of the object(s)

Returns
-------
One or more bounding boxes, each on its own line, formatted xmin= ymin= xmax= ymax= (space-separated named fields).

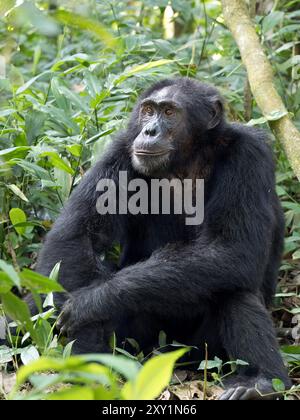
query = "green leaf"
xmin=25 ymin=111 xmax=47 ymax=144
xmin=54 ymin=10 xmax=116 ymax=48
xmin=0 ymin=272 xmax=14 ymax=293
xmin=272 ymin=378 xmax=285 ymax=393
xmin=114 ymin=59 xmax=172 ymax=85
xmin=66 ymin=144 xmax=82 ymax=158
xmin=1 ymin=292 xmax=34 ymax=335
xmin=52 ymin=83 xmax=89 ymax=113
xmin=9 ymin=208 xmax=27 ymax=236
xmin=63 ymin=341 xmax=76 ymax=359
xmin=292 ymin=249 xmax=300 ymax=260
xmin=0 ymin=146 xmax=30 ymax=160
xmin=0 ymin=260 xmax=21 ymax=288
xmin=290 ymin=307 xmax=300 ymax=314
xmin=262 ymin=11 xmax=284 ymax=33
xmin=49 ymin=262 xmax=61 ymax=282
xmin=8 ymin=65 xmax=24 ymax=87
xmin=15 ymin=356 xmax=111 ymax=389
xmin=265 ymin=110 xmax=288 ymax=121
xmin=40 ymin=152 xmax=74 ymax=175
xmin=20 ymin=269 xmax=64 ymax=293
xmin=20 ymin=346 xmax=40 ymax=366
xmin=13 ymin=159 xmax=51 ymax=180
xmin=246 ymin=116 xmax=268 ymax=126
xmin=46 ymin=386 xmax=95 ymax=400
xmin=7 ymin=184 xmax=29 ymax=202
xmin=51 ymin=78 xmax=71 ymax=112
xmin=121 ymin=348 xmax=187 ymax=400
xmin=0 ymin=346 xmax=17 ymax=364
xmin=82 ymin=354 xmax=140 ymax=381
xmin=16 ymin=70 xmax=52 ymax=95
xmin=281 ymin=345 xmax=300 ymax=355
xmin=198 ymin=357 xmax=223 ymax=370
xmin=0 ymin=109 xmax=16 ymax=118
xmin=234 ymin=359 xmax=249 ymax=366
xmin=86 ymin=129 xmax=115 ymax=145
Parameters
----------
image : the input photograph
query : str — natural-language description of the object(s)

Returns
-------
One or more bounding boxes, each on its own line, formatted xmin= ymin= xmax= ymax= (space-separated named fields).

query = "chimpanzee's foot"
xmin=219 ymin=377 xmax=288 ymax=400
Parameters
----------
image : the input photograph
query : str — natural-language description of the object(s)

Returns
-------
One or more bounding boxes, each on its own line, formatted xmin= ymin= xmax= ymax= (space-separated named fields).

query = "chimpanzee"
xmin=35 ymin=78 xmax=290 ymax=399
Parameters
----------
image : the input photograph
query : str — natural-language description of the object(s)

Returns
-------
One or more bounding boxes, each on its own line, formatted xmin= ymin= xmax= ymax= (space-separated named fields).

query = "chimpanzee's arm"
xmin=36 ymin=160 xmax=115 ymax=293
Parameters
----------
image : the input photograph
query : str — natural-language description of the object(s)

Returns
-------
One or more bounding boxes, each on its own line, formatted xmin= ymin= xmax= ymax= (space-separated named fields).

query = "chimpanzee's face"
xmin=131 ymin=86 xmax=188 ymax=176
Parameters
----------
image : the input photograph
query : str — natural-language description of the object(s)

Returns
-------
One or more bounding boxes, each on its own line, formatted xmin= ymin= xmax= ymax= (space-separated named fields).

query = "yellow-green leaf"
xmin=54 ymin=10 xmax=116 ymax=48
xmin=66 ymin=144 xmax=82 ymax=158
xmin=9 ymin=208 xmax=27 ymax=235
xmin=46 ymin=386 xmax=94 ymax=400
xmin=114 ymin=60 xmax=173 ymax=85
xmin=40 ymin=152 xmax=74 ymax=175
xmin=7 ymin=184 xmax=29 ymax=202
xmin=121 ymin=348 xmax=187 ymax=400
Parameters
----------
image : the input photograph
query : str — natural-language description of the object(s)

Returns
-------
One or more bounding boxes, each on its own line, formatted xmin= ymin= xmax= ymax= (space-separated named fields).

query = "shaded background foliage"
xmin=0 ymin=0 xmax=299 ymax=399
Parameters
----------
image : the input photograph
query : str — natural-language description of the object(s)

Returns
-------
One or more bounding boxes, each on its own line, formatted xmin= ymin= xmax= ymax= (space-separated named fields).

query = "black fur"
xmin=35 ymin=78 xmax=290 ymax=399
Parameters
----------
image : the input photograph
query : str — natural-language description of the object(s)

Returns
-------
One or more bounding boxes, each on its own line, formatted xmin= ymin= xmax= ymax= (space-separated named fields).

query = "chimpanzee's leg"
xmin=218 ymin=292 xmax=291 ymax=400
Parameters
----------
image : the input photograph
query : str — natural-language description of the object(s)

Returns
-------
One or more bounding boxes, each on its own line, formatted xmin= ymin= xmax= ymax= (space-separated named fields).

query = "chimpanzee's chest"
xmin=119 ymin=213 xmax=196 ymax=267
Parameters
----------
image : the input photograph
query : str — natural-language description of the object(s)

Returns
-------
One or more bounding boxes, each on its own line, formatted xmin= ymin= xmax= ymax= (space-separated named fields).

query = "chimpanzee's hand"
xmin=56 ymin=286 xmax=109 ymax=337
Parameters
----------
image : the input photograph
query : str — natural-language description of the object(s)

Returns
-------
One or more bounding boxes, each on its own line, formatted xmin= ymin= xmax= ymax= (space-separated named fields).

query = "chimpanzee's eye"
xmin=143 ymin=105 xmax=154 ymax=116
xmin=165 ymin=108 xmax=174 ymax=116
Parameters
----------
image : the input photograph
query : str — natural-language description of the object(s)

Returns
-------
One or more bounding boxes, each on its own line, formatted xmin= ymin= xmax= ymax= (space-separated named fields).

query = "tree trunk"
xmin=221 ymin=0 xmax=300 ymax=180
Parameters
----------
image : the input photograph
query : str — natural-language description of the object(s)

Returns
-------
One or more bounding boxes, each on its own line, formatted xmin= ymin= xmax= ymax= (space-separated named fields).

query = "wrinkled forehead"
xmin=144 ymin=85 xmax=183 ymax=105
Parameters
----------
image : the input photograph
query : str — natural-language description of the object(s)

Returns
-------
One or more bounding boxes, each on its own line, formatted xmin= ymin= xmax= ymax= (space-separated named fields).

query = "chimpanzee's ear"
xmin=207 ymin=96 xmax=224 ymax=129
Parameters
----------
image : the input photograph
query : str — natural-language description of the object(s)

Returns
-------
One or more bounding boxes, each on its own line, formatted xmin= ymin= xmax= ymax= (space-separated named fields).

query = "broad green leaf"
xmin=51 ymin=78 xmax=71 ymax=112
xmin=40 ymin=152 xmax=74 ymax=175
xmin=14 ymin=2 xmax=59 ymax=36
xmin=1 ymin=292 xmax=34 ymax=336
xmin=272 ymin=378 xmax=285 ymax=393
xmin=262 ymin=11 xmax=284 ymax=33
xmin=52 ymin=83 xmax=89 ymax=113
xmin=20 ymin=346 xmax=40 ymax=366
xmin=46 ymin=386 xmax=94 ymax=400
xmin=121 ymin=348 xmax=187 ymax=400
xmin=54 ymin=10 xmax=116 ymax=48
xmin=281 ymin=345 xmax=300 ymax=355
xmin=0 ymin=147 xmax=30 ymax=160
xmin=198 ymin=357 xmax=223 ymax=370
xmin=20 ymin=269 xmax=64 ymax=293
xmin=0 ymin=272 xmax=13 ymax=293
xmin=15 ymin=356 xmax=111 ymax=388
xmin=51 ymin=53 xmax=90 ymax=72
xmin=0 ymin=260 xmax=21 ymax=288
xmin=8 ymin=65 xmax=24 ymax=87
xmin=66 ymin=144 xmax=82 ymax=158
xmin=82 ymin=354 xmax=140 ymax=381
xmin=25 ymin=111 xmax=47 ymax=144
xmin=0 ymin=109 xmax=16 ymax=118
xmin=0 ymin=346 xmax=17 ymax=364
xmin=13 ymin=159 xmax=51 ymax=180
xmin=63 ymin=341 xmax=76 ymax=359
xmin=16 ymin=70 xmax=52 ymax=95
xmin=9 ymin=208 xmax=27 ymax=236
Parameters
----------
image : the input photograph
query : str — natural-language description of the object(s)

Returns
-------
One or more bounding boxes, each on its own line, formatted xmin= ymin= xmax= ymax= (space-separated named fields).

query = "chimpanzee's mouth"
xmin=134 ymin=150 xmax=170 ymax=156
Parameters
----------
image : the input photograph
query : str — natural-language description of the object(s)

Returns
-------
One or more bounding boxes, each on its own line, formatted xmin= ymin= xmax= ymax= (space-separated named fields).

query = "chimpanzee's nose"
xmin=144 ymin=123 xmax=157 ymax=137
